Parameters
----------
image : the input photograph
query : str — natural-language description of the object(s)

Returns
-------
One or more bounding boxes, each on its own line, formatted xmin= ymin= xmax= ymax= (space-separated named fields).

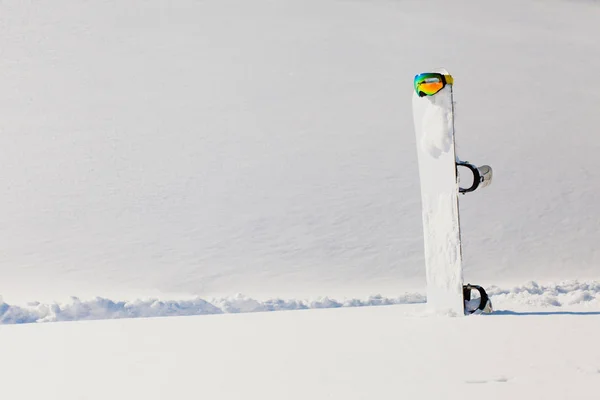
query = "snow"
xmin=2 ymin=0 xmax=600 ymax=303
xmin=414 ymin=77 xmax=454 ymax=159
xmin=1 ymin=303 xmax=599 ymax=400
xmin=1 ymin=0 xmax=600 ymax=398
xmin=0 ymin=280 xmax=598 ymax=324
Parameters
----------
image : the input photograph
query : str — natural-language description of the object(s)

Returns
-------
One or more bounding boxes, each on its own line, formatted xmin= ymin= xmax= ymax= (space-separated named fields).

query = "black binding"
xmin=463 ymin=284 xmax=490 ymax=314
xmin=456 ymin=162 xmax=482 ymax=194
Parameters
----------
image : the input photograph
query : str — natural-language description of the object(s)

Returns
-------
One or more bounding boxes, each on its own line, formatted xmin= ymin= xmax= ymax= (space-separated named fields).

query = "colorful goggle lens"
xmin=414 ymin=73 xmax=453 ymax=97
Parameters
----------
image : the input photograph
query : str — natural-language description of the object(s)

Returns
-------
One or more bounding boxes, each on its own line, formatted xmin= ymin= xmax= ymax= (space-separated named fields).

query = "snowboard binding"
xmin=463 ymin=284 xmax=493 ymax=314
xmin=458 ymin=163 xmax=494 ymax=315
xmin=456 ymin=162 xmax=493 ymax=194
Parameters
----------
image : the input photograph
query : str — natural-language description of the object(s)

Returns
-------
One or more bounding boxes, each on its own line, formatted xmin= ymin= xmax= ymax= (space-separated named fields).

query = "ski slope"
xmin=1 ymin=303 xmax=600 ymax=400
xmin=2 ymin=0 xmax=600 ymax=302
xmin=1 ymin=0 xmax=600 ymax=399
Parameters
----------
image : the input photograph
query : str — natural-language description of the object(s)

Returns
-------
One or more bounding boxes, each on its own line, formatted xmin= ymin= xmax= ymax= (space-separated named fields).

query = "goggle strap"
xmin=441 ymin=74 xmax=453 ymax=85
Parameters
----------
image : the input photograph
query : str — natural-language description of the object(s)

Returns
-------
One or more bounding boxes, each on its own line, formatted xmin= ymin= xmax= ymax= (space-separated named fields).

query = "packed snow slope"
xmin=2 ymin=0 xmax=600 ymax=302
xmin=2 ymin=304 xmax=600 ymax=400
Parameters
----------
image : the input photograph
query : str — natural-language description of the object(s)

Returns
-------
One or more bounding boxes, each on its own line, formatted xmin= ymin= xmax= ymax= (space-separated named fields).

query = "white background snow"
xmin=1 ymin=0 xmax=599 ymax=399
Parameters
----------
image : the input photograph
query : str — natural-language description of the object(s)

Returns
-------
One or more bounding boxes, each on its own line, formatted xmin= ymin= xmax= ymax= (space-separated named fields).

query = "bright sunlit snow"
xmin=1 ymin=0 xmax=600 ymax=399
xmin=2 ymin=0 xmax=600 ymax=302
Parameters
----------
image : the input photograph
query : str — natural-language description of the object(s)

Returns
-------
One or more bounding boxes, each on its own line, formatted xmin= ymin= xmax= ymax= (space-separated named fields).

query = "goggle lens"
xmin=414 ymin=73 xmax=453 ymax=97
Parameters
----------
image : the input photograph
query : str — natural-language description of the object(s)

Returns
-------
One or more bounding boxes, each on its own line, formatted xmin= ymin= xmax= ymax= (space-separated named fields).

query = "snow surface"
xmin=1 ymin=0 xmax=600 ymax=398
xmin=0 ymin=280 xmax=598 ymax=324
xmin=2 ymin=0 xmax=600 ymax=302
xmin=1 ymin=302 xmax=599 ymax=400
xmin=415 ymin=75 xmax=454 ymax=159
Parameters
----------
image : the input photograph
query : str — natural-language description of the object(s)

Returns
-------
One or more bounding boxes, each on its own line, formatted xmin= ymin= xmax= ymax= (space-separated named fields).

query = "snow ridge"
xmin=0 ymin=293 xmax=426 ymax=324
xmin=488 ymin=280 xmax=600 ymax=307
xmin=1 ymin=280 xmax=598 ymax=325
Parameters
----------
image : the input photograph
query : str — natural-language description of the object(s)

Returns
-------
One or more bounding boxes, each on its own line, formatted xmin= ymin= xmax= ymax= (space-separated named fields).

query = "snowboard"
xmin=411 ymin=68 xmax=464 ymax=314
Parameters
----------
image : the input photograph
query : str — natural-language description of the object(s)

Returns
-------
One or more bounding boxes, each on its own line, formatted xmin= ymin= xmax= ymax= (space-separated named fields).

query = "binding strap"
xmin=463 ymin=284 xmax=490 ymax=314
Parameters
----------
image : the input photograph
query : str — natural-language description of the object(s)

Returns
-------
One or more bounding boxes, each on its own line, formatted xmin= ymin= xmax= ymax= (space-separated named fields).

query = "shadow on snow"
xmin=493 ymin=310 xmax=600 ymax=316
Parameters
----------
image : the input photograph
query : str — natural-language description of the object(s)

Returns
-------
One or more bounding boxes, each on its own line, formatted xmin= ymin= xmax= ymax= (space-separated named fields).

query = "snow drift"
xmin=1 ymin=280 xmax=597 ymax=324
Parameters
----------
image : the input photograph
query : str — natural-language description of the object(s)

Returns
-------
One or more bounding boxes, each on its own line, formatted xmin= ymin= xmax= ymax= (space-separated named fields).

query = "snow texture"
xmin=417 ymin=82 xmax=454 ymax=158
xmin=2 ymin=0 xmax=600 ymax=303
xmin=0 ymin=293 xmax=425 ymax=324
xmin=488 ymin=280 xmax=600 ymax=308
xmin=1 ymin=0 xmax=600 ymax=398
xmin=1 ymin=280 xmax=597 ymax=325
xmin=1 ymin=297 xmax=599 ymax=400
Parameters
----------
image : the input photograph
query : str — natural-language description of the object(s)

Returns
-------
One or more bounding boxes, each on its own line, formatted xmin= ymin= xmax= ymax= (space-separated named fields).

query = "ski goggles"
xmin=413 ymin=72 xmax=454 ymax=97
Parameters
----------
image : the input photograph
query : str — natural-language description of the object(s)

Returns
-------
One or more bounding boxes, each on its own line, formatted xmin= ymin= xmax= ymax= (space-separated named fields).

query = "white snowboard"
xmin=411 ymin=69 xmax=464 ymax=315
